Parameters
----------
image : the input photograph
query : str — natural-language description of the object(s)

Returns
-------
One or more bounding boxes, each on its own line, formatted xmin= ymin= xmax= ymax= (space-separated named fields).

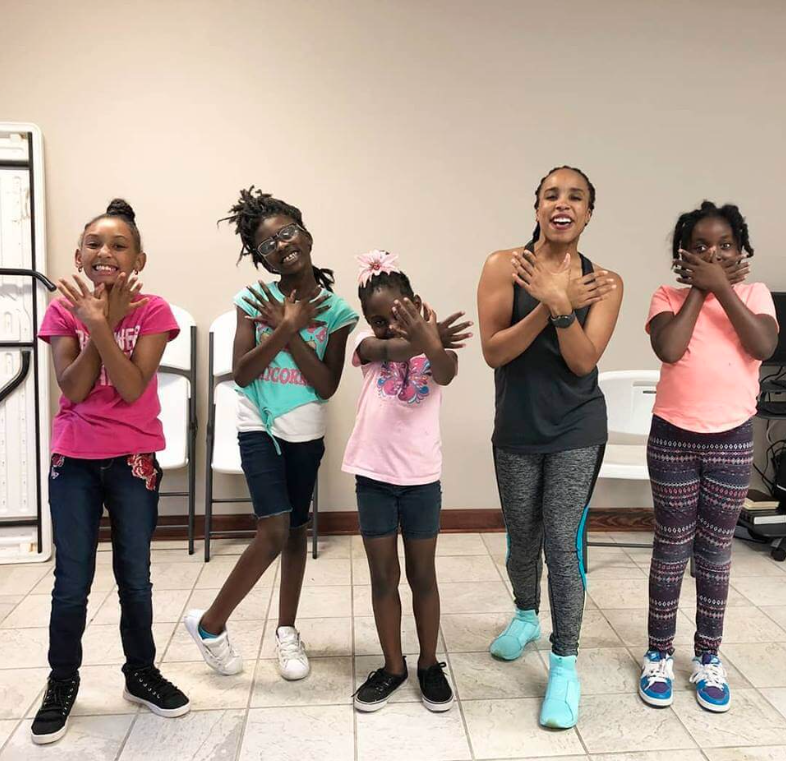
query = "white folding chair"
xmin=203 ymin=310 xmax=320 ymax=562
xmin=583 ymin=370 xmax=659 ymax=567
xmin=156 ymin=305 xmax=198 ymax=553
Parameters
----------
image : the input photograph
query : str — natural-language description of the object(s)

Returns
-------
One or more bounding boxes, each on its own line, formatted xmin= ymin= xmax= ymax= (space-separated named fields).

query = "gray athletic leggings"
xmin=494 ymin=445 xmax=605 ymax=656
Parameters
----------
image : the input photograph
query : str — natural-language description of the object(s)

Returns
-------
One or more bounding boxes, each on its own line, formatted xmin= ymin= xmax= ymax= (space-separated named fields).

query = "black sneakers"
xmin=123 ymin=666 xmax=190 ymax=717
xmin=31 ymin=675 xmax=80 ymax=745
xmin=354 ymin=660 xmax=409 ymax=712
xmin=418 ymin=661 xmax=454 ymax=712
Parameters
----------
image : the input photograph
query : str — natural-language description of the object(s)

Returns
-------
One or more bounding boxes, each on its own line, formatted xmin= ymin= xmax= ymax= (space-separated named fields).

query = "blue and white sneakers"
xmin=639 ymin=650 xmax=674 ymax=707
xmin=690 ymin=653 xmax=731 ymax=713
xmin=640 ymin=650 xmax=731 ymax=713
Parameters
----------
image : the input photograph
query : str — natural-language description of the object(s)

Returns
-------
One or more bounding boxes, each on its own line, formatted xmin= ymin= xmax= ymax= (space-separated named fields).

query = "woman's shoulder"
xmin=485 ymin=246 xmax=524 ymax=268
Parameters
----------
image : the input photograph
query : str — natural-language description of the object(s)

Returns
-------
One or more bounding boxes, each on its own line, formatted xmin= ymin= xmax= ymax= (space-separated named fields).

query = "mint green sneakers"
xmin=540 ymin=653 xmax=580 ymax=729
xmin=489 ymin=608 xmax=541 ymax=660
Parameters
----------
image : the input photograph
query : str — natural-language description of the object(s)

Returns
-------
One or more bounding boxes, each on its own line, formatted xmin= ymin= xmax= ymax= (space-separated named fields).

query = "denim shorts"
xmin=355 ymin=476 xmax=442 ymax=539
xmin=238 ymin=431 xmax=325 ymax=527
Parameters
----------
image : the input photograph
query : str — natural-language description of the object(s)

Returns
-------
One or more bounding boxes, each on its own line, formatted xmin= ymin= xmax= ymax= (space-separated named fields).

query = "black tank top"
xmin=492 ymin=251 xmax=608 ymax=453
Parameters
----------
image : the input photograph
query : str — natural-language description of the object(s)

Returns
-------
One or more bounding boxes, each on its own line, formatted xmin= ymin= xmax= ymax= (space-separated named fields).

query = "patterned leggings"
xmin=647 ymin=415 xmax=753 ymax=656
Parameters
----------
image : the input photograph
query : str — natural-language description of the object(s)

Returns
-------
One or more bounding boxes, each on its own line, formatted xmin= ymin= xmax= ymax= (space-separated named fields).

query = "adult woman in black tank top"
xmin=477 ymin=166 xmax=623 ymax=729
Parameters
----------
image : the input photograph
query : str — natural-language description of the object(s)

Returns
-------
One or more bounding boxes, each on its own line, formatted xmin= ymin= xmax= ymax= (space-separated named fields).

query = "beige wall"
xmin=2 ymin=0 xmax=785 ymax=515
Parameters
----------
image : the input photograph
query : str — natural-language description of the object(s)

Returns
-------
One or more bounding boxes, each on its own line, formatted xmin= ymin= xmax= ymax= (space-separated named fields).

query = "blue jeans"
xmin=355 ymin=476 xmax=442 ymax=539
xmin=48 ymin=454 xmax=161 ymax=680
xmin=238 ymin=432 xmax=325 ymax=527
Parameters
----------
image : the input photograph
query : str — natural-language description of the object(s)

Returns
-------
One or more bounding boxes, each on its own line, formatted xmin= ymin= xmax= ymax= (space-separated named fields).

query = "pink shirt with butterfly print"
xmin=342 ymin=330 xmax=445 ymax=486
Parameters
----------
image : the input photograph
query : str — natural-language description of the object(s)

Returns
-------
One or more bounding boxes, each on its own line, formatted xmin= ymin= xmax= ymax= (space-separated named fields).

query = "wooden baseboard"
xmin=100 ymin=507 xmax=653 ymax=540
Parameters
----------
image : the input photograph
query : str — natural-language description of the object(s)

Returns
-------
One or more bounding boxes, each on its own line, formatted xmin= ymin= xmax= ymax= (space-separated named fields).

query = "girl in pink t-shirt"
xmin=639 ymin=202 xmax=779 ymax=715
xmin=32 ymin=200 xmax=188 ymax=745
xmin=343 ymin=251 xmax=472 ymax=713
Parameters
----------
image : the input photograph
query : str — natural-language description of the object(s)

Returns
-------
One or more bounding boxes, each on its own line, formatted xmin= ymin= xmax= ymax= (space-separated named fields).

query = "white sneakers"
xmin=183 ymin=609 xmax=243 ymax=675
xmin=183 ymin=610 xmax=309 ymax=682
xmin=276 ymin=626 xmax=310 ymax=681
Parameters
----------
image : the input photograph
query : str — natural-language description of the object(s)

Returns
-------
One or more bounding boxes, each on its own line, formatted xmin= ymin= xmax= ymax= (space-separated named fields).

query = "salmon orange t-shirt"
xmin=646 ymin=282 xmax=778 ymax=433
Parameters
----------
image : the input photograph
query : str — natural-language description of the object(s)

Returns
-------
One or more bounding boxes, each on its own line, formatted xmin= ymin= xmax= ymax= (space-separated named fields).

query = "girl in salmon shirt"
xmin=638 ymin=201 xmax=779 ymax=714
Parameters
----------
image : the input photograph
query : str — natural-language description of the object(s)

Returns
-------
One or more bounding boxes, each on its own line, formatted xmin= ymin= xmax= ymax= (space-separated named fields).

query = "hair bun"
xmin=106 ymin=198 xmax=136 ymax=223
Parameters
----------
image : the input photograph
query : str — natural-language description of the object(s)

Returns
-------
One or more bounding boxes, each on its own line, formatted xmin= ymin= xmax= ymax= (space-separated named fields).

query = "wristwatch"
xmin=549 ymin=312 xmax=576 ymax=329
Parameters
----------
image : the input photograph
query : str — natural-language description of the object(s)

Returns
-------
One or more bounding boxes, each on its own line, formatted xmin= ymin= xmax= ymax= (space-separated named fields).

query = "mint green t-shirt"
xmin=234 ymin=283 xmax=358 ymax=433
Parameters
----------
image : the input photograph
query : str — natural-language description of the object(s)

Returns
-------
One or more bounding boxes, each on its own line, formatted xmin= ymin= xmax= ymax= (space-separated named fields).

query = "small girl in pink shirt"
xmin=639 ymin=201 xmax=779 ymax=715
xmin=31 ymin=200 xmax=189 ymax=745
xmin=343 ymin=251 xmax=472 ymax=713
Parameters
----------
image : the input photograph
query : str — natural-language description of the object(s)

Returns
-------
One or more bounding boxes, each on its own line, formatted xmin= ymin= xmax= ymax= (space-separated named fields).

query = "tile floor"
xmin=1 ymin=531 xmax=786 ymax=760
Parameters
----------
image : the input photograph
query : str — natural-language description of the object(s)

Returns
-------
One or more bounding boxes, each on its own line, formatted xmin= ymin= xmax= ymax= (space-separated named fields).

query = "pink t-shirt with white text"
xmin=342 ymin=330 xmax=447 ymax=486
xmin=39 ymin=295 xmax=180 ymax=458
xmin=646 ymin=282 xmax=777 ymax=433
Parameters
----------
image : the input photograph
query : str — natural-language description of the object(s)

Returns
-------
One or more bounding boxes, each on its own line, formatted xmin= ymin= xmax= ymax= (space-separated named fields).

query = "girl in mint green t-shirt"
xmin=183 ymin=188 xmax=357 ymax=681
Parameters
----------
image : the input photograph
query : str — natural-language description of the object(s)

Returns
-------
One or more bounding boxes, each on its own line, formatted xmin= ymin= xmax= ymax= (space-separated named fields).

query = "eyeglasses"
xmin=256 ymin=223 xmax=305 ymax=259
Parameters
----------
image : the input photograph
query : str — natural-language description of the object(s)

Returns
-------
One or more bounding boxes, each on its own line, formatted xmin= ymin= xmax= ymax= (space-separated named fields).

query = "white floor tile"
xmin=238 ymin=705 xmax=354 ymax=761
xmin=0 ymin=531 xmax=783 ymax=761
xmin=2 ymin=715 xmax=133 ymax=760
xmin=267 ymin=585 xmax=352 ymax=619
xmin=356 ymin=701 xmax=471 ymax=761
xmin=450 ymin=649 xmax=547 ymax=699
xmin=119 ymin=709 xmax=245 ymax=761
xmin=680 ymin=606 xmax=786 ymax=644
xmin=302 ymin=558 xmax=351 ymax=586
xmin=194 ymin=557 xmax=277 ymax=589
xmin=577 ymin=694 xmax=695 ymax=754
xmin=159 ymin=661 xmax=253 ymax=710
xmin=462 ymin=697 xmax=585 ymax=759
xmin=0 ymin=629 xmax=49 ymax=669
xmin=672 ymin=688 xmax=786 ymax=748
xmin=251 ymin=656 xmax=352 ymax=707
xmin=703 ymin=748 xmax=786 ymax=761
xmin=0 ymin=670 xmax=46 ymax=720
xmin=722 ymin=643 xmax=786 ymax=688
xmin=354 ymin=614 xmax=444 ymax=656
xmin=731 ymin=577 xmax=786 ymax=607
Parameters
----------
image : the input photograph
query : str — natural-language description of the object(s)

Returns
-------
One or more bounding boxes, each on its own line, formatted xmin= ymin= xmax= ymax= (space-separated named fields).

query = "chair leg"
xmin=187 ymin=460 xmax=195 ymax=555
xmin=312 ymin=478 xmax=319 ymax=560
xmin=204 ymin=463 xmax=213 ymax=563
xmin=582 ymin=509 xmax=589 ymax=574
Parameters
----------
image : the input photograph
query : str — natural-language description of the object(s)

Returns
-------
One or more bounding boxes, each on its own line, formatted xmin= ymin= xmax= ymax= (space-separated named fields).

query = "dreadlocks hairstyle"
xmin=358 ymin=270 xmax=415 ymax=313
xmin=531 ymin=166 xmax=596 ymax=242
xmin=671 ymin=201 xmax=754 ymax=260
xmin=80 ymin=198 xmax=142 ymax=249
xmin=219 ymin=186 xmax=336 ymax=292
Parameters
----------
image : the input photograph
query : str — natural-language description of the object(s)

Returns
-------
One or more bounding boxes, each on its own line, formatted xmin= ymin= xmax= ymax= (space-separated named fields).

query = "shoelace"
xmin=278 ymin=633 xmax=306 ymax=661
xmin=40 ymin=679 xmax=77 ymax=715
xmin=690 ymin=660 xmax=727 ymax=691
xmin=129 ymin=667 xmax=182 ymax=701
xmin=422 ymin=662 xmax=449 ymax=689
xmin=354 ymin=668 xmax=401 ymax=698
xmin=642 ymin=657 xmax=673 ymax=689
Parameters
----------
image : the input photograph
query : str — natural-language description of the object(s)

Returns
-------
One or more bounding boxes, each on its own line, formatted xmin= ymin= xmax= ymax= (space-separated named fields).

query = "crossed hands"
xmin=57 ymin=273 xmax=148 ymax=329
xmin=672 ymin=248 xmax=749 ymax=294
xmin=390 ymin=298 xmax=473 ymax=352
xmin=243 ymin=281 xmax=329 ymax=333
xmin=511 ymin=249 xmax=616 ymax=310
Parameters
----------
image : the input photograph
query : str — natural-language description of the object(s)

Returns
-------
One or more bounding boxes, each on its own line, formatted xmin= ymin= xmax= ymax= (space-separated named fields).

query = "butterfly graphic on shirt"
xmin=377 ymin=356 xmax=432 ymax=404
